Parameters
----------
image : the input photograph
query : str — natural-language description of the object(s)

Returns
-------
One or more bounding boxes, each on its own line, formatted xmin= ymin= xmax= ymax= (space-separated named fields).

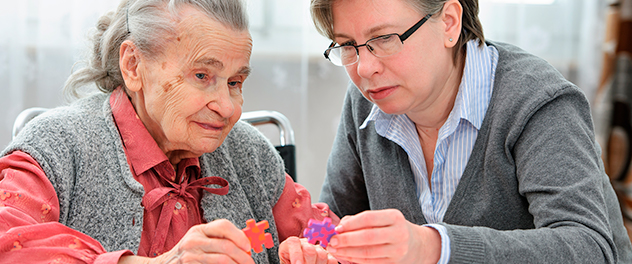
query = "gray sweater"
xmin=321 ymin=41 xmax=632 ymax=263
xmin=3 ymin=93 xmax=286 ymax=264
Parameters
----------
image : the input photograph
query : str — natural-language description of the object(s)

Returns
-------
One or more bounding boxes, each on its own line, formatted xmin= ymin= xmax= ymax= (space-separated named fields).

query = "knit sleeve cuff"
xmin=440 ymin=224 xmax=486 ymax=264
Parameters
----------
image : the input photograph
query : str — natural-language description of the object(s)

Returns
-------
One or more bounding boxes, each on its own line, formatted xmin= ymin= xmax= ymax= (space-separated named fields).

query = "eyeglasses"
xmin=324 ymin=13 xmax=434 ymax=66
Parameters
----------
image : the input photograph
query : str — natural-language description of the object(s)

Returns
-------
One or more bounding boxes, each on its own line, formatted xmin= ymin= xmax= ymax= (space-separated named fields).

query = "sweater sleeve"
xmin=0 ymin=151 xmax=133 ymax=263
xmin=442 ymin=87 xmax=623 ymax=263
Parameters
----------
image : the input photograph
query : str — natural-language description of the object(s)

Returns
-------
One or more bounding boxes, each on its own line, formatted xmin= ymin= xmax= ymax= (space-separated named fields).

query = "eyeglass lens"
xmin=329 ymin=35 xmax=402 ymax=66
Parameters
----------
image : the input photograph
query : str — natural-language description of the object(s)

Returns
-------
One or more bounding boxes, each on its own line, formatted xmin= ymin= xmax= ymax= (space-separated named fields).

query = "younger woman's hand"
xmin=326 ymin=209 xmax=441 ymax=264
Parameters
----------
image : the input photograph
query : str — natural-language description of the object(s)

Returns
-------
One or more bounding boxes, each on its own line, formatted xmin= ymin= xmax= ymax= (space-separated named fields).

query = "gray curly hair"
xmin=63 ymin=0 xmax=248 ymax=100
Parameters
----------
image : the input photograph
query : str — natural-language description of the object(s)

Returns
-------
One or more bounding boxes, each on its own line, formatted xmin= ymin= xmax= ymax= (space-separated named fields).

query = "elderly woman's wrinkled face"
xmin=133 ymin=7 xmax=252 ymax=160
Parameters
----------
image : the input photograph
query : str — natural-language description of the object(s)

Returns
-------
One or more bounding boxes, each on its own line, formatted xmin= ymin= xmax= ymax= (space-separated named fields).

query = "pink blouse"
xmin=0 ymin=88 xmax=338 ymax=263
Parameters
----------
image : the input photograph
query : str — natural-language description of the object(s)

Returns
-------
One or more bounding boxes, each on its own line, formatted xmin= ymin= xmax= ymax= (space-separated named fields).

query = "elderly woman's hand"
xmin=326 ymin=209 xmax=441 ymax=264
xmin=160 ymin=219 xmax=254 ymax=264
xmin=279 ymin=236 xmax=338 ymax=264
xmin=119 ymin=219 xmax=254 ymax=264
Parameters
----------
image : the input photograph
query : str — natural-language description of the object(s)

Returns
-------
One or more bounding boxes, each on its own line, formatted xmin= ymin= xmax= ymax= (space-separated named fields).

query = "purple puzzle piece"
xmin=303 ymin=217 xmax=337 ymax=248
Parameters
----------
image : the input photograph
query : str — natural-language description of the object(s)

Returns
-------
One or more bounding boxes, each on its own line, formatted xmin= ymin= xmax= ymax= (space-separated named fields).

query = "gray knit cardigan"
xmin=3 ymin=93 xmax=286 ymax=264
xmin=321 ymin=41 xmax=632 ymax=263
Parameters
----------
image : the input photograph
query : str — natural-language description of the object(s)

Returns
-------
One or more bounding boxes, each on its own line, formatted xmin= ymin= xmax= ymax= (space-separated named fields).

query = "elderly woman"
xmin=282 ymin=0 xmax=632 ymax=263
xmin=0 ymin=0 xmax=337 ymax=263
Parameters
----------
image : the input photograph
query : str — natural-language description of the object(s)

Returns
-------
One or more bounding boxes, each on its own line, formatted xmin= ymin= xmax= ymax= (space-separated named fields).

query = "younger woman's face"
xmin=332 ymin=0 xmax=456 ymax=117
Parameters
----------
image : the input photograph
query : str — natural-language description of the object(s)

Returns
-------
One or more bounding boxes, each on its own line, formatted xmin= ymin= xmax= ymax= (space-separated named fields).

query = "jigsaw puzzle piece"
xmin=302 ymin=217 xmax=337 ymax=248
xmin=242 ymin=219 xmax=274 ymax=253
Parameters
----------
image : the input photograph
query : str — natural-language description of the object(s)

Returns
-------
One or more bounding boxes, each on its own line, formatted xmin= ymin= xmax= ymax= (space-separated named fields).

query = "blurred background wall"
xmin=0 ymin=0 xmax=610 ymax=203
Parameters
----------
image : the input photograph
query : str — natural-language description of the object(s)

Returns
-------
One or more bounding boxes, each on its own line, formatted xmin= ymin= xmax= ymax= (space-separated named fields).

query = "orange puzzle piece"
xmin=242 ymin=219 xmax=274 ymax=253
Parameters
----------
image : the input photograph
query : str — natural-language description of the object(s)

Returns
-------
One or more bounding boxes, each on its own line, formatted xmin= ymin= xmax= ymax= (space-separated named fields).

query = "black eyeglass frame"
xmin=323 ymin=13 xmax=434 ymax=64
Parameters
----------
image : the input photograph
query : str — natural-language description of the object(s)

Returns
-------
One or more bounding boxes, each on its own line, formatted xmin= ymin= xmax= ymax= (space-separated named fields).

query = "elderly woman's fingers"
xmin=163 ymin=219 xmax=255 ymax=264
xmin=174 ymin=252 xmax=242 ymax=264
xmin=300 ymin=238 xmax=319 ymax=263
xmin=326 ymin=253 xmax=338 ymax=264
xmin=200 ymin=219 xmax=252 ymax=252
xmin=279 ymin=236 xmax=303 ymax=264
xmin=314 ymin=244 xmax=331 ymax=264
xmin=176 ymin=236 xmax=254 ymax=263
xmin=279 ymin=237 xmax=338 ymax=264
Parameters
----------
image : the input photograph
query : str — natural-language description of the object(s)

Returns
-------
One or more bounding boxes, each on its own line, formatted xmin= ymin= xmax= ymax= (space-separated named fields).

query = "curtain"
xmin=479 ymin=0 xmax=608 ymax=100
xmin=0 ymin=0 xmax=121 ymax=145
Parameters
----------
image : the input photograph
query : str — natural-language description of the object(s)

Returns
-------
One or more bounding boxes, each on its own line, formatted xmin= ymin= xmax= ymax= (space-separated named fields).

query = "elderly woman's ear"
xmin=119 ymin=40 xmax=142 ymax=92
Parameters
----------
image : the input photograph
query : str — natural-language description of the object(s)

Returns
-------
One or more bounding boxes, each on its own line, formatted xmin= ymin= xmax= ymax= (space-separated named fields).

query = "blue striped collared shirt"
xmin=359 ymin=40 xmax=499 ymax=263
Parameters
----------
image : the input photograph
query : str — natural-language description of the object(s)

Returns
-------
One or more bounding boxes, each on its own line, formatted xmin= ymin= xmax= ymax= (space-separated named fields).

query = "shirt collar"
xmin=360 ymin=40 xmax=497 ymax=135
xmin=360 ymin=104 xmax=385 ymax=129
xmin=457 ymin=40 xmax=497 ymax=130
xmin=110 ymin=87 xmax=200 ymax=175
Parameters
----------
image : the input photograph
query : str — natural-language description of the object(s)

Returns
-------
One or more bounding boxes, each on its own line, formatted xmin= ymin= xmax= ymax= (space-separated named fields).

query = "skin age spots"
xmin=120 ymin=6 xmax=252 ymax=167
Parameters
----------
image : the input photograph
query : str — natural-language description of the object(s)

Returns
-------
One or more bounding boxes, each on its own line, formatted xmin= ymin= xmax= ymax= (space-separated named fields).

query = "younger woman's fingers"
xmin=337 ymin=209 xmax=403 ymax=233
